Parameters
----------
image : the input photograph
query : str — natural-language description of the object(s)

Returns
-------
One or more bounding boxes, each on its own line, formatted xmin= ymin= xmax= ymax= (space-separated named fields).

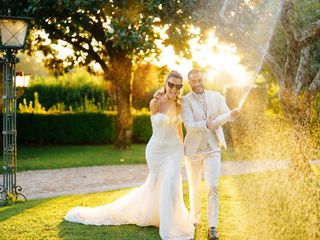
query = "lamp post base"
xmin=0 ymin=184 xmax=27 ymax=206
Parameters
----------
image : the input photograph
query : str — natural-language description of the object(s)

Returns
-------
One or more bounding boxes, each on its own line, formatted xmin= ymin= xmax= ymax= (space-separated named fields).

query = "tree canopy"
xmin=1 ymin=0 xmax=198 ymax=148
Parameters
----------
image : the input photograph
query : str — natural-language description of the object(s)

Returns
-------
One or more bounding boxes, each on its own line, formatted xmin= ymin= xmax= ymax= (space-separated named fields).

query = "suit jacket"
xmin=182 ymin=90 xmax=232 ymax=156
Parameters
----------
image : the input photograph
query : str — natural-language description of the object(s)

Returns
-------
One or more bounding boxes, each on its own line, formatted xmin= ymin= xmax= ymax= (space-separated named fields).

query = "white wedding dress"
xmin=65 ymin=112 xmax=195 ymax=240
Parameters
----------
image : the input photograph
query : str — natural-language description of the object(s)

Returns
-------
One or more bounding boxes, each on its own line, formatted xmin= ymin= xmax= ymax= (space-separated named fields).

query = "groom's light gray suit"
xmin=182 ymin=90 xmax=233 ymax=228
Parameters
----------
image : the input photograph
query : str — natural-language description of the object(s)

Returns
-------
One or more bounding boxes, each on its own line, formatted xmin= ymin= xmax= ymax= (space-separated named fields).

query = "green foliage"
xmin=17 ymin=112 xmax=116 ymax=144
xmin=18 ymin=67 xmax=164 ymax=111
xmin=18 ymin=92 xmax=46 ymax=113
xmin=14 ymin=112 xmax=152 ymax=145
xmin=132 ymin=109 xmax=152 ymax=143
xmin=19 ymin=92 xmax=105 ymax=113
xmin=7 ymin=1 xmax=198 ymax=74
xmin=1 ymin=193 xmax=26 ymax=206
xmin=1 ymin=194 xmax=23 ymax=206
xmin=18 ymin=71 xmax=107 ymax=112
xmin=0 ymin=0 xmax=29 ymax=16
xmin=3 ymin=194 xmax=15 ymax=206
xmin=266 ymin=82 xmax=282 ymax=114
xmin=270 ymin=0 xmax=320 ymax=74
xmin=132 ymin=64 xmax=164 ymax=109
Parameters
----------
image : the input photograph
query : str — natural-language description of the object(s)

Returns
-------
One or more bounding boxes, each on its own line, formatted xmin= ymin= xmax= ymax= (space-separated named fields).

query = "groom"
xmin=182 ymin=69 xmax=240 ymax=240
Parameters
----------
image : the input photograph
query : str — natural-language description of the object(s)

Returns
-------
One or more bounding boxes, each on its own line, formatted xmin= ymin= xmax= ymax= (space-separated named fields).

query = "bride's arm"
xmin=150 ymin=99 xmax=159 ymax=115
xmin=150 ymin=89 xmax=163 ymax=115
xmin=177 ymin=123 xmax=183 ymax=143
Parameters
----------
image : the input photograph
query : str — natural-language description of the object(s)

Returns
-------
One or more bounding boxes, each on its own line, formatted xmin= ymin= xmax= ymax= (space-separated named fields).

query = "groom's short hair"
xmin=188 ymin=69 xmax=204 ymax=80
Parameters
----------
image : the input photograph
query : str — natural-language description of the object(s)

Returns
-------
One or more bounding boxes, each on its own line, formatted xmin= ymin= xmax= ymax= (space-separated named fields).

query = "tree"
xmin=194 ymin=0 xmax=319 ymax=120
xmin=263 ymin=0 xmax=320 ymax=120
xmin=193 ymin=0 xmax=320 ymax=172
xmin=265 ymin=0 xmax=320 ymax=172
xmin=0 ymin=0 xmax=197 ymax=149
xmin=132 ymin=63 xmax=164 ymax=110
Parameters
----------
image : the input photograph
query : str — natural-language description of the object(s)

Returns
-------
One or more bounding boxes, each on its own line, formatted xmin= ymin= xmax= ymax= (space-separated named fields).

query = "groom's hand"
xmin=231 ymin=108 xmax=240 ymax=120
xmin=206 ymin=114 xmax=218 ymax=130
xmin=208 ymin=113 xmax=217 ymax=122
xmin=206 ymin=120 xmax=216 ymax=130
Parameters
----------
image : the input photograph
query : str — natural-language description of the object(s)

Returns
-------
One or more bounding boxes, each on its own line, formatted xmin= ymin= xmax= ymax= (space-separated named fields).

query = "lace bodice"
xmin=150 ymin=112 xmax=182 ymax=143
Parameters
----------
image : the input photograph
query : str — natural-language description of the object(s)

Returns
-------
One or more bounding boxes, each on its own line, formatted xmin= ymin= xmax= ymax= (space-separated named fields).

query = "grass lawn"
xmin=1 ymin=170 xmax=319 ymax=240
xmin=13 ymin=144 xmax=267 ymax=172
xmin=15 ymin=144 xmax=147 ymax=172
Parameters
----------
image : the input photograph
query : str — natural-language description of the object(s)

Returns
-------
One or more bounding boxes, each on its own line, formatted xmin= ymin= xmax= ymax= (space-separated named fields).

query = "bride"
xmin=65 ymin=70 xmax=195 ymax=240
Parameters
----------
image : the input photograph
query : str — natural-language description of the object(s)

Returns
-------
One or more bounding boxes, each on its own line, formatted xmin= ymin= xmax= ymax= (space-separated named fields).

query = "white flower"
xmin=108 ymin=26 xmax=114 ymax=34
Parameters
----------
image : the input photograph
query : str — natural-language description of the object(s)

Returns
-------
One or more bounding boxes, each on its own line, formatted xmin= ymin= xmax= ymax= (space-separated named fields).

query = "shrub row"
xmin=18 ymin=85 xmax=109 ymax=111
xmin=6 ymin=112 xmax=152 ymax=145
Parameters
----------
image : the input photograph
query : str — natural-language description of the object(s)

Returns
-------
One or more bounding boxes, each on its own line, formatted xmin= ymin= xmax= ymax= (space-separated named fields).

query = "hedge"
xmin=132 ymin=113 xmax=153 ymax=143
xmin=6 ymin=112 xmax=152 ymax=145
xmin=18 ymin=85 xmax=108 ymax=111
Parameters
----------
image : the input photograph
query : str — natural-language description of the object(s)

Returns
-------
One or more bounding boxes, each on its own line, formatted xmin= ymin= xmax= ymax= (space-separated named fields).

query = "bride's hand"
xmin=153 ymin=89 xmax=164 ymax=102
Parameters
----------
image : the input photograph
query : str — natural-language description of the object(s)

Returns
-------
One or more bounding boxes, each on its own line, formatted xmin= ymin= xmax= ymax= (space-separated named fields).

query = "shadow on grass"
xmin=58 ymin=220 xmax=161 ymax=240
xmin=0 ymin=198 xmax=48 ymax=222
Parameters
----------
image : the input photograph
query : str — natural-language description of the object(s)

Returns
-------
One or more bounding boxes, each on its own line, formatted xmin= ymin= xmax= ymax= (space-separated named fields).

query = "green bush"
xmin=132 ymin=112 xmax=152 ymax=143
xmin=17 ymin=71 xmax=113 ymax=111
xmin=17 ymin=113 xmax=116 ymax=144
xmin=19 ymin=92 xmax=104 ymax=113
xmin=11 ymin=112 xmax=152 ymax=145
xmin=19 ymin=85 xmax=107 ymax=111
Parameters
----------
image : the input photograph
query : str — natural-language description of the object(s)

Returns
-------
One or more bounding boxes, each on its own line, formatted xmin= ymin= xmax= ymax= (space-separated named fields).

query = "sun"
xmin=153 ymin=30 xmax=254 ymax=88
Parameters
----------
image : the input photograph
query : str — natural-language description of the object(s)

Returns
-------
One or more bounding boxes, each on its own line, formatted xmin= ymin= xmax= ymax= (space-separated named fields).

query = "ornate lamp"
xmin=0 ymin=11 xmax=31 ymax=206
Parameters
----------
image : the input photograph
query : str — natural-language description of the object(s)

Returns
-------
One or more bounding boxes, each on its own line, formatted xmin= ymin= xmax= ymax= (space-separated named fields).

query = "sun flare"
xmin=35 ymin=28 xmax=253 ymax=88
xmin=153 ymin=30 xmax=253 ymax=87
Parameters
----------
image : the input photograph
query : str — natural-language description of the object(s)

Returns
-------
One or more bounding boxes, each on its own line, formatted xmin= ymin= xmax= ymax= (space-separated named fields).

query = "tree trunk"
xmin=109 ymin=55 xmax=133 ymax=149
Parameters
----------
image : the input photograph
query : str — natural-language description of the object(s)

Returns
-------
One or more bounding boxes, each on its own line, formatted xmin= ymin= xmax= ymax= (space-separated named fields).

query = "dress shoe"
xmin=208 ymin=227 xmax=219 ymax=240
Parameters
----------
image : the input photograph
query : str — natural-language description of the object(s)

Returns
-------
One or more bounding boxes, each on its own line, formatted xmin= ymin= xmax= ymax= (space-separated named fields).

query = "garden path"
xmin=5 ymin=159 xmax=320 ymax=199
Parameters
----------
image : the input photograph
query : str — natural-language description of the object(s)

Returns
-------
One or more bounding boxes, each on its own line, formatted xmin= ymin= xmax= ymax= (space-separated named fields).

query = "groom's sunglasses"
xmin=167 ymin=82 xmax=183 ymax=90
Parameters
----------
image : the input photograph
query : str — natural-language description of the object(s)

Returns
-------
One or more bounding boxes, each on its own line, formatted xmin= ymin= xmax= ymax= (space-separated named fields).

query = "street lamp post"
xmin=0 ymin=11 xmax=31 ymax=206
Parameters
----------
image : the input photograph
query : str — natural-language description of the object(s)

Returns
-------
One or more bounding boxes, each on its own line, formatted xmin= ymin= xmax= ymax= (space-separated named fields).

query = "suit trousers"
xmin=185 ymin=151 xmax=221 ymax=228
